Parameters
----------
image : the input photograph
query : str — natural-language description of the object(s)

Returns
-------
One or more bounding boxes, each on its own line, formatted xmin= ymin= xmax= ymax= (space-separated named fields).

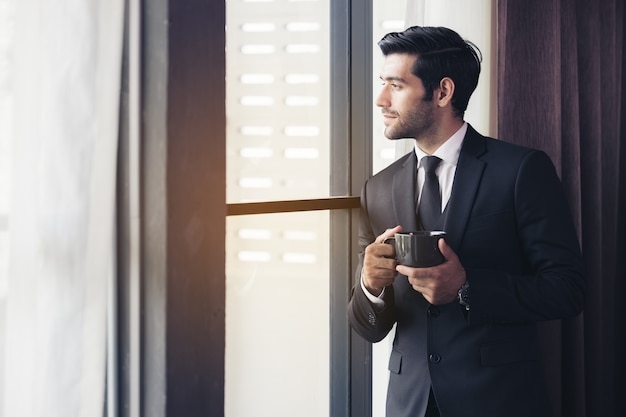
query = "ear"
xmin=435 ymin=77 xmax=455 ymax=108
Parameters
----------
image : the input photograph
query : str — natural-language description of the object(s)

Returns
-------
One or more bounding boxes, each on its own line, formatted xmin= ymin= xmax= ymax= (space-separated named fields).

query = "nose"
xmin=375 ymin=86 xmax=389 ymax=108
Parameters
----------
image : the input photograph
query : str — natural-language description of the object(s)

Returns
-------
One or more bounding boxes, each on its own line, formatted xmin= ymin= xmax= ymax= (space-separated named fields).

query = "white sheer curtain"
xmin=373 ymin=1 xmax=496 ymax=415
xmin=1 ymin=0 xmax=124 ymax=416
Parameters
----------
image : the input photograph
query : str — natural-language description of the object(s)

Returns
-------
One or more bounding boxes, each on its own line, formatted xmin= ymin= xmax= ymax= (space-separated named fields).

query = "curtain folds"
xmin=498 ymin=1 xmax=626 ymax=416
xmin=2 ymin=1 xmax=124 ymax=416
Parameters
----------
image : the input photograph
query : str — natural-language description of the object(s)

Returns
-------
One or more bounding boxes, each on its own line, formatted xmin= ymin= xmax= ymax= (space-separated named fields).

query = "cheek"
xmin=396 ymin=92 xmax=423 ymax=107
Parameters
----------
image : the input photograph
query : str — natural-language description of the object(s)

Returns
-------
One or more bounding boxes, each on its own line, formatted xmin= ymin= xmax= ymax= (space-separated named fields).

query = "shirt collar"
xmin=414 ymin=122 xmax=467 ymax=167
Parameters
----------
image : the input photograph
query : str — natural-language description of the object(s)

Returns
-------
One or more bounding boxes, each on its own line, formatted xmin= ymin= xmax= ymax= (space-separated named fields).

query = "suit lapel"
xmin=392 ymin=152 xmax=419 ymax=231
xmin=443 ymin=126 xmax=487 ymax=250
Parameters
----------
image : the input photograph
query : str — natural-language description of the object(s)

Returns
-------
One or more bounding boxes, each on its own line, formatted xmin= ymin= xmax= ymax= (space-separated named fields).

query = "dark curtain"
xmin=498 ymin=1 xmax=626 ymax=416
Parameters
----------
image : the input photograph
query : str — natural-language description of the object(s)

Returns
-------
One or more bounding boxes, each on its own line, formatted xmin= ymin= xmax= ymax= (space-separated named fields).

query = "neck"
xmin=415 ymin=118 xmax=464 ymax=155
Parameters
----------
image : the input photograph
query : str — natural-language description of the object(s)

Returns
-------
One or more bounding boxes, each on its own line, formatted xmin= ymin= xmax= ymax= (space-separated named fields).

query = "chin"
xmin=384 ymin=130 xmax=404 ymax=140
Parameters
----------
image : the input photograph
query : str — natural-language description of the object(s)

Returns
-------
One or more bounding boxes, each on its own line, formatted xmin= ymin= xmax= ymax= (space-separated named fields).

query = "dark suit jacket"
xmin=348 ymin=126 xmax=584 ymax=417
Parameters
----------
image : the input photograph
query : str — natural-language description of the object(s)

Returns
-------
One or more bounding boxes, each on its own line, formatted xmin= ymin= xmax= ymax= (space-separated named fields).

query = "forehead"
xmin=380 ymin=53 xmax=420 ymax=81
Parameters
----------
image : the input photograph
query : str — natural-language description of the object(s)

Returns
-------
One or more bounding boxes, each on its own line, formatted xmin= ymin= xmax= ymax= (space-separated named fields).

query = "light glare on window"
xmin=284 ymin=148 xmax=319 ymax=159
xmin=284 ymin=126 xmax=319 ymax=137
xmin=240 ymin=74 xmax=275 ymax=84
xmin=285 ymin=73 xmax=319 ymax=84
xmin=241 ymin=147 xmax=274 ymax=158
xmin=238 ymin=251 xmax=271 ymax=262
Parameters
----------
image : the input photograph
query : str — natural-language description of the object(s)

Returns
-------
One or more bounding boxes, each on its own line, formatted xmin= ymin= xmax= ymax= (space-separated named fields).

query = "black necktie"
xmin=418 ymin=156 xmax=442 ymax=230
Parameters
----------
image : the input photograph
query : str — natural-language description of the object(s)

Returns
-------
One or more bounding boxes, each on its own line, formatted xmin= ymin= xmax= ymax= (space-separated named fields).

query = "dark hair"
xmin=378 ymin=26 xmax=482 ymax=117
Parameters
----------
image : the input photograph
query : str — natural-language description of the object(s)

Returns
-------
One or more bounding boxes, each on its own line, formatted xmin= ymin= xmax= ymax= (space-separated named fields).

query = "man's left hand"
xmin=396 ymin=238 xmax=467 ymax=305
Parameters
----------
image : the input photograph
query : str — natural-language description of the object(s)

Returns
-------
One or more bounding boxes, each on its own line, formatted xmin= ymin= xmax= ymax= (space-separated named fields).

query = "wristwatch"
xmin=457 ymin=281 xmax=470 ymax=311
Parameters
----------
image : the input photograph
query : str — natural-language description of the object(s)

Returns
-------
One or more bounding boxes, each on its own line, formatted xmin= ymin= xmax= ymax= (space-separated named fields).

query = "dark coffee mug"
xmin=384 ymin=231 xmax=446 ymax=267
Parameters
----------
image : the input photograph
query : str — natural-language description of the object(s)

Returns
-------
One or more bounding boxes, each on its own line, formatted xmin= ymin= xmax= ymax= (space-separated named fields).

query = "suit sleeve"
xmin=348 ymin=282 xmax=397 ymax=343
xmin=347 ymin=180 xmax=398 ymax=342
xmin=468 ymin=150 xmax=585 ymax=324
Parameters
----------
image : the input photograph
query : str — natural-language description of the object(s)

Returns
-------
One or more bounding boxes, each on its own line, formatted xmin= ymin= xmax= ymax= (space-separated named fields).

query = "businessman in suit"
xmin=347 ymin=26 xmax=584 ymax=417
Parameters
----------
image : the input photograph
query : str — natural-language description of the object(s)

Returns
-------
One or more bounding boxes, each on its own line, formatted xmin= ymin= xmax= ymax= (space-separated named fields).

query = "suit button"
xmin=367 ymin=312 xmax=376 ymax=326
xmin=429 ymin=353 xmax=442 ymax=364
xmin=427 ymin=306 xmax=440 ymax=317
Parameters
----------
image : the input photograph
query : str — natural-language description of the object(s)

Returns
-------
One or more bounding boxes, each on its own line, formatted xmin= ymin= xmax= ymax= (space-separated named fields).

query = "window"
xmin=225 ymin=1 xmax=335 ymax=416
xmin=225 ymin=0 xmax=408 ymax=416
xmin=224 ymin=0 xmax=370 ymax=416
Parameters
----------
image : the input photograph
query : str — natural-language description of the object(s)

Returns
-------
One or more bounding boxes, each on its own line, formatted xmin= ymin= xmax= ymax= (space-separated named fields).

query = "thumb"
xmin=438 ymin=238 xmax=457 ymax=261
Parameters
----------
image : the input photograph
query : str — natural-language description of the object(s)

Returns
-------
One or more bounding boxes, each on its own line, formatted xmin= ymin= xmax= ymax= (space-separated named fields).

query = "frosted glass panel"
xmin=225 ymin=1 xmax=331 ymax=415
xmin=226 ymin=0 xmax=330 ymax=203
xmin=225 ymin=211 xmax=329 ymax=417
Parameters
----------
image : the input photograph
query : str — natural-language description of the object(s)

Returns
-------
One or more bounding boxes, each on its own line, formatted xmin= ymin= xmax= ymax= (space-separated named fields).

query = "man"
xmin=347 ymin=26 xmax=584 ymax=417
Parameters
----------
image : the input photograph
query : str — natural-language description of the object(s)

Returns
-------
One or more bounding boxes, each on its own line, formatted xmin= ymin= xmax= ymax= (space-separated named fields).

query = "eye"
xmin=380 ymin=80 xmax=402 ymax=89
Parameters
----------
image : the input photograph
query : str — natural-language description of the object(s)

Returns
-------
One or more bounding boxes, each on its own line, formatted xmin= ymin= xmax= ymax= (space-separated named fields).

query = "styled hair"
xmin=378 ymin=26 xmax=482 ymax=117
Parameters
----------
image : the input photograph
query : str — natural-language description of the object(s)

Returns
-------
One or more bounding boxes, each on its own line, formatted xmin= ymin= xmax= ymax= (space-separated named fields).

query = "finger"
xmin=363 ymin=262 xmax=397 ymax=290
xmin=365 ymin=242 xmax=396 ymax=259
xmin=368 ymin=256 xmax=398 ymax=273
xmin=395 ymin=264 xmax=414 ymax=277
xmin=374 ymin=225 xmax=403 ymax=244
xmin=396 ymin=265 xmax=431 ymax=285
xmin=364 ymin=246 xmax=398 ymax=270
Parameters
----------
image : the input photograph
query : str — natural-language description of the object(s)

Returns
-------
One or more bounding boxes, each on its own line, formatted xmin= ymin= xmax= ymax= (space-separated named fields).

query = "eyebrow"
xmin=379 ymin=75 xmax=408 ymax=83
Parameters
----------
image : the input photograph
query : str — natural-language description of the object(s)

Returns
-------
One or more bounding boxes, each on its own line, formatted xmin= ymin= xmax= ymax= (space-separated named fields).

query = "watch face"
xmin=458 ymin=282 xmax=469 ymax=309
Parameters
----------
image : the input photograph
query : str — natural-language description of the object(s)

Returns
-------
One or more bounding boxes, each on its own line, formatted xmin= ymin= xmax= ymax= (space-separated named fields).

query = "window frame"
xmin=116 ymin=0 xmax=375 ymax=415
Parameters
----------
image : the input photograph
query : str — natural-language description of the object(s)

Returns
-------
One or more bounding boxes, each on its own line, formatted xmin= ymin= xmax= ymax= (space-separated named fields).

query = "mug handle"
xmin=382 ymin=236 xmax=398 ymax=261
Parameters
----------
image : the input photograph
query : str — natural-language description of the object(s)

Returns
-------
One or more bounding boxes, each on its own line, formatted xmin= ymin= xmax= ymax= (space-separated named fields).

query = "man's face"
xmin=376 ymin=53 xmax=436 ymax=140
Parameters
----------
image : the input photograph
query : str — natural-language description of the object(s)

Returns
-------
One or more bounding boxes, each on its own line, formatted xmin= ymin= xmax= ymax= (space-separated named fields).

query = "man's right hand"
xmin=362 ymin=225 xmax=402 ymax=296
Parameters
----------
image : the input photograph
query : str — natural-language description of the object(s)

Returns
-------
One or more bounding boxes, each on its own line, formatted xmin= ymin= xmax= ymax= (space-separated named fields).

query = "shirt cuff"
xmin=360 ymin=272 xmax=386 ymax=307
